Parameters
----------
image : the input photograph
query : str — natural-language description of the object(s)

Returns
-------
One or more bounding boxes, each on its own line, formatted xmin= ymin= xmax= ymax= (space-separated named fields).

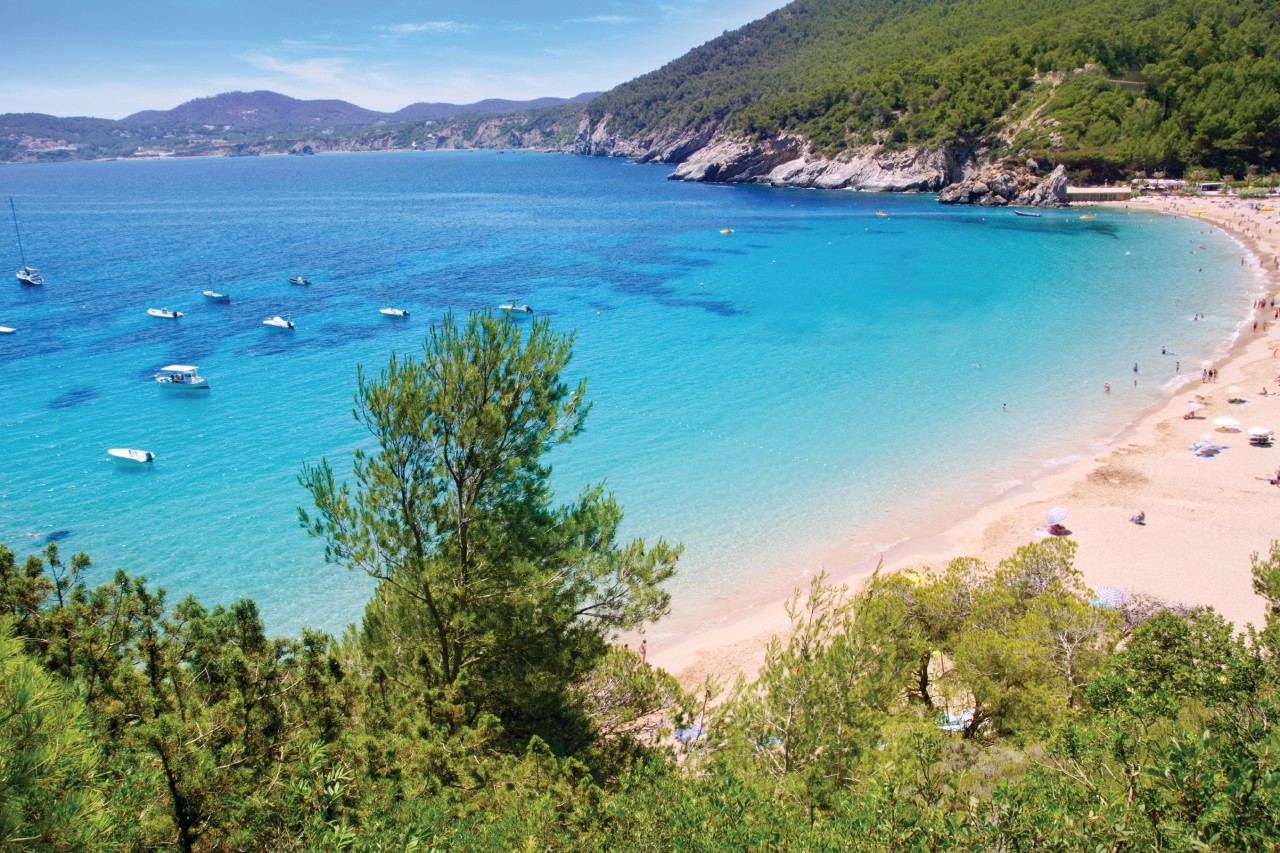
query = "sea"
xmin=0 ymin=151 xmax=1258 ymax=638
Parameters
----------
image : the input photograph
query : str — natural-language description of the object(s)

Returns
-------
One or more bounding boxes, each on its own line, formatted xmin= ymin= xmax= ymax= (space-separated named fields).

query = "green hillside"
xmin=588 ymin=0 xmax=1280 ymax=177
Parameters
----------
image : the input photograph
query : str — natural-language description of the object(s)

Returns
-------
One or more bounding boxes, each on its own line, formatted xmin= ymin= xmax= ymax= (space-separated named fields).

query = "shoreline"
xmin=650 ymin=193 xmax=1280 ymax=688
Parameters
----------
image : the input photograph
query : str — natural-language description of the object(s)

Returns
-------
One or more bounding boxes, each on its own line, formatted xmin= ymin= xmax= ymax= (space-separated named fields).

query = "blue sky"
xmin=2 ymin=0 xmax=786 ymax=119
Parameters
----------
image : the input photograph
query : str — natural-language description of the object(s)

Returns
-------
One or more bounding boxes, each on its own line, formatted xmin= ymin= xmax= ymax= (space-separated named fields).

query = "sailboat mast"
xmin=10 ymin=197 xmax=28 ymax=269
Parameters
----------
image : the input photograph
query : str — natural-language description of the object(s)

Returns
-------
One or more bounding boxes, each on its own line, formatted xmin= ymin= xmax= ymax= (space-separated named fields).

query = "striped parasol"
xmin=1094 ymin=586 xmax=1128 ymax=608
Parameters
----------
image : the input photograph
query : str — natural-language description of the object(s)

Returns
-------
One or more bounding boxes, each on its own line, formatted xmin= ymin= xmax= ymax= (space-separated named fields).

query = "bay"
xmin=0 ymin=151 xmax=1254 ymax=634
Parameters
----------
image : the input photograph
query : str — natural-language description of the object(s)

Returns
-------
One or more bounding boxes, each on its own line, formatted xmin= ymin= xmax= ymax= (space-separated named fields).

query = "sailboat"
xmin=9 ymin=197 xmax=43 ymax=286
xmin=203 ymin=273 xmax=230 ymax=302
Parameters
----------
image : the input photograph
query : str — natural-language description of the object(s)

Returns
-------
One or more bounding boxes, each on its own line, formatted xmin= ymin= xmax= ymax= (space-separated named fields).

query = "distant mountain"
xmin=122 ymin=91 xmax=386 ymax=131
xmin=0 ymin=90 xmax=601 ymax=163
xmin=389 ymin=93 xmax=601 ymax=123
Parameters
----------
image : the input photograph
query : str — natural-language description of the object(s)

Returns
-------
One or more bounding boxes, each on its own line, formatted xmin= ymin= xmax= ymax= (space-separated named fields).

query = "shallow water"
xmin=0 ymin=153 xmax=1254 ymax=634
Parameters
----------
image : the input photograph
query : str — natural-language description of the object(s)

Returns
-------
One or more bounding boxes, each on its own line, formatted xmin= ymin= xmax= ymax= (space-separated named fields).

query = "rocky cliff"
xmin=568 ymin=117 xmax=1069 ymax=205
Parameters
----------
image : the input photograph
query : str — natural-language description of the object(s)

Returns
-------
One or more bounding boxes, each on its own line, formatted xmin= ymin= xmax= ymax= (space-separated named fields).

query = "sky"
xmin=1 ymin=0 xmax=787 ymax=119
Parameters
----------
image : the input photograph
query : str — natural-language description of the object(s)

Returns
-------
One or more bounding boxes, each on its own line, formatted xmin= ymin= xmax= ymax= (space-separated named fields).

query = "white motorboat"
xmin=203 ymin=290 xmax=231 ymax=302
xmin=263 ymin=315 xmax=295 ymax=329
xmin=154 ymin=364 xmax=209 ymax=389
xmin=147 ymin=307 xmax=183 ymax=319
xmin=288 ymin=276 xmax=312 ymax=286
xmin=108 ymin=448 xmax=155 ymax=463
xmin=10 ymin=198 xmax=43 ymax=286
xmin=0 ymin=326 xmax=14 ymax=334
xmin=379 ymin=307 xmax=410 ymax=317
xmin=1013 ymin=210 xmax=1042 ymax=218
xmin=497 ymin=303 xmax=533 ymax=313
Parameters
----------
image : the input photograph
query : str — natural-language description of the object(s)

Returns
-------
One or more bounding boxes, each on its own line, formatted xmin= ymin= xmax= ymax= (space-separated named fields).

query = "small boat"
xmin=1079 ymin=214 xmax=1096 ymax=220
xmin=108 ymin=448 xmax=155 ymax=463
xmin=288 ymin=276 xmax=312 ymax=286
xmin=203 ymin=290 xmax=231 ymax=302
xmin=875 ymin=211 xmax=889 ymax=217
xmin=497 ymin=303 xmax=533 ymax=313
xmin=719 ymin=228 xmax=734 ymax=234
xmin=147 ymin=307 xmax=183 ymax=319
xmin=1013 ymin=210 xmax=1042 ymax=217
xmin=10 ymin=198 xmax=43 ymax=286
xmin=154 ymin=364 xmax=209 ymax=389
xmin=263 ymin=315 xmax=295 ymax=329
xmin=379 ymin=307 xmax=410 ymax=318
xmin=0 ymin=326 xmax=14 ymax=334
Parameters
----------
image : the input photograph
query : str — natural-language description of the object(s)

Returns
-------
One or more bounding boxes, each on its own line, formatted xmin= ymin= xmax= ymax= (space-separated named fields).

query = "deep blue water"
xmin=0 ymin=152 xmax=1256 ymax=635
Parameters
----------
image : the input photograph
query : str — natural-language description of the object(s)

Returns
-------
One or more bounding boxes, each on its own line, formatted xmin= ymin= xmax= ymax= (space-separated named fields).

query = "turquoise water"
xmin=0 ymin=152 xmax=1256 ymax=635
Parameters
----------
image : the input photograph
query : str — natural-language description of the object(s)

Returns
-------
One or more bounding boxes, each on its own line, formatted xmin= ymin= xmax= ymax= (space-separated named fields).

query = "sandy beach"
xmin=652 ymin=192 xmax=1280 ymax=688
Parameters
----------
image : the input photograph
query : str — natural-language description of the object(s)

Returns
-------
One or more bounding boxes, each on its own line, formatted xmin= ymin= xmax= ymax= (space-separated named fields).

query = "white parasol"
xmin=1186 ymin=402 xmax=1205 ymax=411
xmin=1214 ymin=416 xmax=1241 ymax=430
xmin=1249 ymin=426 xmax=1272 ymax=437
xmin=1045 ymin=507 xmax=1068 ymax=525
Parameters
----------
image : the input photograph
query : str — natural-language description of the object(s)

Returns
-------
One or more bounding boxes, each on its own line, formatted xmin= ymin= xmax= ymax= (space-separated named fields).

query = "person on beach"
xmin=1134 ymin=362 xmax=1139 ymax=373
xmin=640 ymin=639 xmax=647 ymax=663
xmin=1104 ymin=382 xmax=1111 ymax=394
xmin=1130 ymin=511 xmax=1145 ymax=525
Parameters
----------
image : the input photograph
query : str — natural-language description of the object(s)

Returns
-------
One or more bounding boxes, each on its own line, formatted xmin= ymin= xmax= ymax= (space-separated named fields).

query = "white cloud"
xmin=569 ymin=15 xmax=638 ymax=24
xmin=381 ymin=22 xmax=467 ymax=35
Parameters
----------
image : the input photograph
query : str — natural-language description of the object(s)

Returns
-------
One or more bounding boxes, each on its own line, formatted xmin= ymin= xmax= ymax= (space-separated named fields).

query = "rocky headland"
xmin=570 ymin=117 xmax=1071 ymax=206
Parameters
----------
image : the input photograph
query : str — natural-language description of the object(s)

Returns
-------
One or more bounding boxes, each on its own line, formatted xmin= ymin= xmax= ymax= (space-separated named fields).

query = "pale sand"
xmin=651 ymin=193 xmax=1280 ymax=690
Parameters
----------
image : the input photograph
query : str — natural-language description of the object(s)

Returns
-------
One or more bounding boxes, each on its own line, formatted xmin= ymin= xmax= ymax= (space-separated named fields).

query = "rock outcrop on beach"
xmin=937 ymin=163 xmax=1069 ymax=207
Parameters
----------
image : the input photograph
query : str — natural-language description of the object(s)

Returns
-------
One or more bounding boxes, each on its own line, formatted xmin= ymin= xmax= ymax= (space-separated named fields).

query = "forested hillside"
xmin=5 ymin=313 xmax=1280 ymax=850
xmin=587 ymin=0 xmax=1280 ymax=178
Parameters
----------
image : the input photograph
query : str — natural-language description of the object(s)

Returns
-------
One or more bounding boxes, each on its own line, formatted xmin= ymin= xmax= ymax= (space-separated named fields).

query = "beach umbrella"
xmin=1186 ymin=402 xmax=1205 ymax=411
xmin=1214 ymin=416 xmax=1241 ymax=430
xmin=1094 ymin=586 xmax=1128 ymax=608
xmin=1045 ymin=507 xmax=1068 ymax=524
xmin=1226 ymin=385 xmax=1245 ymax=395
xmin=1249 ymin=426 xmax=1272 ymax=437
